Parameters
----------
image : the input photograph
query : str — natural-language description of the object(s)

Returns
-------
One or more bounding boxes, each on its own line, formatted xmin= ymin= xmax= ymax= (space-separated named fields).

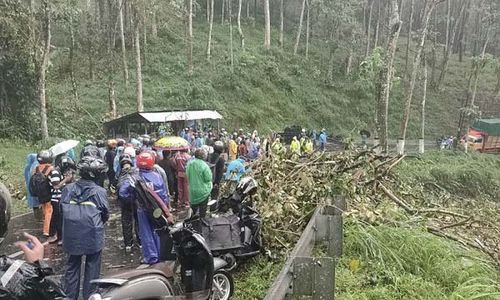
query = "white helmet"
xmin=237 ymin=177 xmax=258 ymax=196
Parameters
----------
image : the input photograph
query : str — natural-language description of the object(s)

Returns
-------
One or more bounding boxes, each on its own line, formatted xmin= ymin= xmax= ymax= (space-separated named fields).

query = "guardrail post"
xmin=329 ymin=195 xmax=346 ymax=258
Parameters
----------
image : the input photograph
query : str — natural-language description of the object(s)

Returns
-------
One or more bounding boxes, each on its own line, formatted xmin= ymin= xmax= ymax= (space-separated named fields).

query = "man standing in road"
xmin=186 ymin=149 xmax=212 ymax=218
xmin=60 ymin=156 xmax=109 ymax=300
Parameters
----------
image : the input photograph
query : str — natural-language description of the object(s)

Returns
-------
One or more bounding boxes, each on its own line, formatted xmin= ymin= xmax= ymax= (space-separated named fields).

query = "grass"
xmin=395 ymin=151 xmax=500 ymax=202
xmin=0 ymin=139 xmax=34 ymax=215
xmin=336 ymin=220 xmax=500 ymax=300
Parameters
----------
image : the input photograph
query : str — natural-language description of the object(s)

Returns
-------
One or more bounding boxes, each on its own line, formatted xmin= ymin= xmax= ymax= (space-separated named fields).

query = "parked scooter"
xmin=189 ymin=177 xmax=262 ymax=264
xmin=89 ymin=219 xmax=234 ymax=300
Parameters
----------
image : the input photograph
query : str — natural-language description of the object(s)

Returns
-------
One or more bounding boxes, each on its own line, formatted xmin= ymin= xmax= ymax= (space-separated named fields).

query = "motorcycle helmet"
xmin=0 ymin=182 xmax=12 ymax=244
xmin=123 ymin=146 xmax=136 ymax=158
xmin=58 ymin=155 xmax=77 ymax=173
xmin=136 ymin=152 xmax=155 ymax=170
xmin=237 ymin=177 xmax=258 ymax=196
xmin=37 ymin=150 xmax=53 ymax=164
xmin=84 ymin=139 xmax=94 ymax=147
xmin=116 ymin=138 xmax=126 ymax=147
xmin=78 ymin=156 xmax=108 ymax=181
xmin=96 ymin=140 xmax=105 ymax=148
xmin=119 ymin=154 xmax=134 ymax=168
xmin=213 ymin=141 xmax=224 ymax=153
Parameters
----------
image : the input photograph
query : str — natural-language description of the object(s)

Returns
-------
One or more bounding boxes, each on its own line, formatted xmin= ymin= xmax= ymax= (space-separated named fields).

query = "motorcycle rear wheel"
xmin=210 ymin=270 xmax=234 ymax=300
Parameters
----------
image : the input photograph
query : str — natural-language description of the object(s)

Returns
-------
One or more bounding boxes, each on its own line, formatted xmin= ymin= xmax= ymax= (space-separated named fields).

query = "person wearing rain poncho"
xmin=24 ymin=153 xmax=41 ymax=220
xmin=290 ymin=136 xmax=301 ymax=158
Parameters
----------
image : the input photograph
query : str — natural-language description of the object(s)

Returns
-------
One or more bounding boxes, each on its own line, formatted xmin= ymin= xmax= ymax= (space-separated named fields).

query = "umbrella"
xmin=153 ymin=136 xmax=190 ymax=151
xmin=49 ymin=140 xmax=79 ymax=157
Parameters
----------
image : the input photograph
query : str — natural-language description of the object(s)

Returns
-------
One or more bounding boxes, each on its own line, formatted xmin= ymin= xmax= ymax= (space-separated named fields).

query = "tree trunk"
xmin=444 ymin=0 xmax=451 ymax=57
xmin=207 ymin=0 xmax=215 ymax=59
xmin=404 ymin=0 xmax=414 ymax=74
xmin=142 ymin=5 xmax=147 ymax=65
xmin=206 ymin=0 xmax=210 ymax=22
xmin=458 ymin=1 xmax=470 ymax=62
xmin=264 ymin=0 xmax=271 ymax=49
xmin=237 ymin=0 xmax=245 ymax=49
xmin=294 ymin=0 xmax=307 ymax=55
xmin=365 ymin=0 xmax=374 ymax=57
xmin=470 ymin=27 xmax=491 ymax=108
xmin=134 ymin=10 xmax=144 ymax=112
xmin=69 ymin=18 xmax=79 ymax=101
xmin=188 ymin=0 xmax=194 ymax=74
xmin=279 ymin=0 xmax=284 ymax=48
xmin=419 ymin=60 xmax=428 ymax=154
xmin=246 ymin=0 xmax=249 ymax=19
xmin=119 ymin=0 xmax=129 ymax=86
xmin=38 ymin=0 xmax=51 ymax=140
xmin=253 ymin=0 xmax=257 ymax=27
xmin=399 ymin=1 xmax=436 ymax=154
xmin=377 ymin=0 xmax=402 ymax=153
xmin=305 ymin=0 xmax=310 ymax=58
xmin=152 ymin=9 xmax=158 ymax=39
xmin=109 ymin=80 xmax=117 ymax=118
xmin=346 ymin=48 xmax=353 ymax=75
xmin=374 ymin=0 xmax=381 ymax=48
xmin=229 ymin=0 xmax=234 ymax=71
xmin=436 ymin=0 xmax=466 ymax=90
xmin=221 ymin=0 xmax=225 ymax=24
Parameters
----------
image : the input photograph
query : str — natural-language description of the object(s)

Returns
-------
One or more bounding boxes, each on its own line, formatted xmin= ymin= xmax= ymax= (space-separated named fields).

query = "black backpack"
xmin=29 ymin=165 xmax=52 ymax=202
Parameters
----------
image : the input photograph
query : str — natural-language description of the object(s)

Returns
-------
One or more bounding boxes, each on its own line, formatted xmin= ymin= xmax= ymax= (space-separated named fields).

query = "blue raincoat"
xmin=24 ymin=153 xmax=39 ymax=208
xmin=118 ymin=169 xmax=169 ymax=264
xmin=225 ymin=158 xmax=246 ymax=182
xmin=60 ymin=179 xmax=109 ymax=255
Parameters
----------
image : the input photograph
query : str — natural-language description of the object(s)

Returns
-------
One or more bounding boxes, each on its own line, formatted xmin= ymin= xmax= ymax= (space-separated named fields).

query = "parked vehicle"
xmin=89 ymin=219 xmax=234 ymax=300
xmin=462 ymin=118 xmax=500 ymax=153
xmin=188 ymin=177 xmax=262 ymax=265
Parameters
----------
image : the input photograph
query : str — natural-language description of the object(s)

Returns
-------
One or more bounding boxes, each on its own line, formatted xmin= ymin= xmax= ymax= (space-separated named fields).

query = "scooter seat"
xmin=107 ymin=261 xmax=176 ymax=281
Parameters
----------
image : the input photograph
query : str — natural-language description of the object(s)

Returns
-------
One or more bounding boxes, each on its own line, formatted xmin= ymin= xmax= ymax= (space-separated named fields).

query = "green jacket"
xmin=186 ymin=158 xmax=213 ymax=205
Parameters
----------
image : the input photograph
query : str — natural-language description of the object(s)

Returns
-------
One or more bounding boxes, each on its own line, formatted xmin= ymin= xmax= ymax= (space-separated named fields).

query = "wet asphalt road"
xmin=0 ymin=197 xmax=143 ymax=276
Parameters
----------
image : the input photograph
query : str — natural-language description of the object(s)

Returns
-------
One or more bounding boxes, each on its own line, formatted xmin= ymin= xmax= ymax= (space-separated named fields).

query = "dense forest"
xmin=1 ymin=0 xmax=500 ymax=152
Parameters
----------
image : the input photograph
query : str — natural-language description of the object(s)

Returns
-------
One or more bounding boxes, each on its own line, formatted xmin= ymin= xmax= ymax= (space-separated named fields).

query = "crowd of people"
xmin=20 ymin=126 xmax=328 ymax=299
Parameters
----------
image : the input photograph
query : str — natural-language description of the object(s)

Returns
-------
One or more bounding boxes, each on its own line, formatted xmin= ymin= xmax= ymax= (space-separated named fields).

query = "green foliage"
xmin=336 ymin=220 xmax=500 ymax=300
xmin=395 ymin=151 xmax=500 ymax=201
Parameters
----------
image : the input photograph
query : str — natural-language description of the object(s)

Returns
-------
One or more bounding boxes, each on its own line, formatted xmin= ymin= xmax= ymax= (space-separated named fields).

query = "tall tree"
xmin=188 ymin=0 xmax=194 ymax=74
xmin=419 ymin=59 xmax=428 ymax=154
xmin=133 ymin=5 xmax=144 ymax=112
xmin=119 ymin=0 xmax=129 ymax=86
xmin=404 ymin=0 xmax=414 ymax=74
xmin=365 ymin=0 xmax=374 ymax=57
xmin=398 ymin=0 xmax=441 ymax=154
xmin=294 ymin=0 xmax=307 ymax=55
xmin=264 ymin=0 xmax=271 ymax=49
xmin=279 ymin=0 xmax=284 ymax=47
xmin=305 ymin=0 xmax=310 ymax=58
xmin=34 ymin=0 xmax=52 ymax=140
xmin=435 ymin=0 xmax=466 ymax=89
xmin=229 ymin=0 xmax=234 ymax=71
xmin=237 ymin=0 xmax=245 ymax=49
xmin=206 ymin=0 xmax=215 ymax=59
xmin=376 ymin=0 xmax=402 ymax=152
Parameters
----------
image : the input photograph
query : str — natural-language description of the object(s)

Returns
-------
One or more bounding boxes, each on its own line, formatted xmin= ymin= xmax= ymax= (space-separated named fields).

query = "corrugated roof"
xmin=139 ymin=110 xmax=223 ymax=122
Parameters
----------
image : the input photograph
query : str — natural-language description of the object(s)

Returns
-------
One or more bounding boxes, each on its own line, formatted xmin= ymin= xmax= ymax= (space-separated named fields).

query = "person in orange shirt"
xmin=31 ymin=150 xmax=55 ymax=239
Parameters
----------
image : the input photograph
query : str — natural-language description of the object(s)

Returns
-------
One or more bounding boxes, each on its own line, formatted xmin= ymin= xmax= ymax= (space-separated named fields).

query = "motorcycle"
xmin=188 ymin=177 xmax=262 ymax=265
xmin=89 ymin=219 xmax=234 ymax=300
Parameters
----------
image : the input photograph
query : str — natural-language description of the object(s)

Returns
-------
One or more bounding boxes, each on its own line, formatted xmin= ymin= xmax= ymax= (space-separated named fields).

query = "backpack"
xmin=29 ymin=165 xmax=52 ymax=202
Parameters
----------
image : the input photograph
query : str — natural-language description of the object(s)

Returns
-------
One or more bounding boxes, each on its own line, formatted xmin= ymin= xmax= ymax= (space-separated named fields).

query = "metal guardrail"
xmin=264 ymin=196 xmax=347 ymax=300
